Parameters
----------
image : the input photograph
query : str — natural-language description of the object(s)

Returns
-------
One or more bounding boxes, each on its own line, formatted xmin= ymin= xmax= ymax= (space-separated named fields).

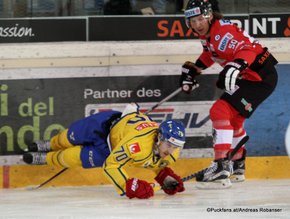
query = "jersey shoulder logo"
xmin=129 ymin=143 xmax=141 ymax=154
xmin=214 ymin=35 xmax=220 ymax=41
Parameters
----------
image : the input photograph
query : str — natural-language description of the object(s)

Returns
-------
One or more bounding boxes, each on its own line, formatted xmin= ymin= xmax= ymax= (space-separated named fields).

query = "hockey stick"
xmin=28 ymin=168 xmax=68 ymax=190
xmin=31 ymin=86 xmax=190 ymax=190
xmin=144 ymin=87 xmax=182 ymax=114
xmin=144 ymin=84 xmax=198 ymax=115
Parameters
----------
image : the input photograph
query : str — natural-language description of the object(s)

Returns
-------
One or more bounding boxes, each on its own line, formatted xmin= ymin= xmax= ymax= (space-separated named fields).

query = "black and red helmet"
xmin=185 ymin=0 xmax=212 ymax=21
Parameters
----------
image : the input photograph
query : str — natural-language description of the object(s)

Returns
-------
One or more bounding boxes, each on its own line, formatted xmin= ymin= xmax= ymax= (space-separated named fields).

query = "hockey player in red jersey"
xmin=179 ymin=0 xmax=278 ymax=189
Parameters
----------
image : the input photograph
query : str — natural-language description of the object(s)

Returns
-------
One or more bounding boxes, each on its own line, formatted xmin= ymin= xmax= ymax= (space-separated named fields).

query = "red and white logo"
xmin=129 ymin=143 xmax=141 ymax=154
xmin=135 ymin=122 xmax=158 ymax=131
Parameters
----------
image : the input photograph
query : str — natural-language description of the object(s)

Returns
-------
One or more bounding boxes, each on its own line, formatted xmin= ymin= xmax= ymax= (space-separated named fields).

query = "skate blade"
xmin=230 ymin=174 xmax=245 ymax=183
xmin=195 ymin=178 xmax=232 ymax=189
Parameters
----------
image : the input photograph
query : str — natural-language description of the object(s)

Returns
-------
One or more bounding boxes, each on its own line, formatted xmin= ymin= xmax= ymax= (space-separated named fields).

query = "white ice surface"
xmin=0 ymin=179 xmax=290 ymax=219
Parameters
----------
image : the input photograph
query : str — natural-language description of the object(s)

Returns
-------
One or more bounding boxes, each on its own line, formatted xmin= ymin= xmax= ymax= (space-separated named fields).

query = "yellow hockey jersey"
xmin=103 ymin=112 xmax=180 ymax=195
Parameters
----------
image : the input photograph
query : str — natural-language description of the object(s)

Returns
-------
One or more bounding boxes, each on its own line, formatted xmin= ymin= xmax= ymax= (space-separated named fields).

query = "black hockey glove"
xmin=216 ymin=59 xmax=248 ymax=92
xmin=179 ymin=61 xmax=200 ymax=94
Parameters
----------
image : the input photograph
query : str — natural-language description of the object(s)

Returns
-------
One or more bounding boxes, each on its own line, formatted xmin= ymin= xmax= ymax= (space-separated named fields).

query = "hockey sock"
xmin=230 ymin=130 xmax=247 ymax=160
xmin=213 ymin=128 xmax=233 ymax=160
xmin=46 ymin=146 xmax=82 ymax=168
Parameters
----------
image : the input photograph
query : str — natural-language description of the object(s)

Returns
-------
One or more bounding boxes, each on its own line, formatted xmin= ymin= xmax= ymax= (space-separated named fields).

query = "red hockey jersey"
xmin=197 ymin=19 xmax=266 ymax=81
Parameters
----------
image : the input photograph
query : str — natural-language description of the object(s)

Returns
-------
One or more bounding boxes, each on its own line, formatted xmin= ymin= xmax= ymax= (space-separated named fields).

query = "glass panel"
xmin=0 ymin=0 xmax=289 ymax=18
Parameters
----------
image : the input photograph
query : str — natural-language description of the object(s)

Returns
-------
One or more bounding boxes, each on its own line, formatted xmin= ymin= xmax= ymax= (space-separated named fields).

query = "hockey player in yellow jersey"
xmin=23 ymin=103 xmax=186 ymax=199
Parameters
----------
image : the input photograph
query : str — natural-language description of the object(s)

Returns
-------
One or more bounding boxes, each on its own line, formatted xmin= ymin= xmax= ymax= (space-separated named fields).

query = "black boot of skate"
xmin=28 ymin=140 xmax=51 ymax=152
xmin=230 ymin=149 xmax=246 ymax=182
xmin=23 ymin=152 xmax=47 ymax=165
xmin=195 ymin=158 xmax=232 ymax=189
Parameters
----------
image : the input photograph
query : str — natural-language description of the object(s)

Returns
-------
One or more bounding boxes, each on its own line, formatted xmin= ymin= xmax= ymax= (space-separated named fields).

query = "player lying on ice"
xmin=23 ymin=103 xmax=186 ymax=199
xmin=179 ymin=0 xmax=278 ymax=189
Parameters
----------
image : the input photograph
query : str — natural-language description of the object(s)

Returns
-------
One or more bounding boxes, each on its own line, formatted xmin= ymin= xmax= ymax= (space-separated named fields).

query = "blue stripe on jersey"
xmin=103 ymin=158 xmax=132 ymax=195
xmin=109 ymin=112 xmax=136 ymax=130
xmin=169 ymin=154 xmax=176 ymax=162
xmin=133 ymin=151 xmax=153 ymax=162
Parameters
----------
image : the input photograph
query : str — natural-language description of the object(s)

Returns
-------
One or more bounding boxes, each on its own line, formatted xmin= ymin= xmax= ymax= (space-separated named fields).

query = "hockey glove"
xmin=126 ymin=178 xmax=154 ymax=199
xmin=155 ymin=167 xmax=185 ymax=195
xmin=179 ymin=61 xmax=200 ymax=94
xmin=216 ymin=59 xmax=248 ymax=92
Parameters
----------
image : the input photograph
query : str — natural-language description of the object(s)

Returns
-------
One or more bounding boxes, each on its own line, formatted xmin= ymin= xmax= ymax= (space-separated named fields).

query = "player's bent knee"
xmin=210 ymin=100 xmax=234 ymax=129
xmin=210 ymin=100 xmax=232 ymax=120
xmin=47 ymin=146 xmax=82 ymax=168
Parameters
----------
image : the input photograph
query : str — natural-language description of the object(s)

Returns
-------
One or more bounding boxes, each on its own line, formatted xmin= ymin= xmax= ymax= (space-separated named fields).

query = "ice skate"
xmin=230 ymin=156 xmax=246 ymax=182
xmin=28 ymin=140 xmax=51 ymax=152
xmin=23 ymin=152 xmax=47 ymax=165
xmin=195 ymin=159 xmax=232 ymax=189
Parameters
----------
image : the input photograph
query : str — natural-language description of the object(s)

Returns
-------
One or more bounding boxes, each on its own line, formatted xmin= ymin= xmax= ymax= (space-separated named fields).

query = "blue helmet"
xmin=158 ymin=120 xmax=186 ymax=148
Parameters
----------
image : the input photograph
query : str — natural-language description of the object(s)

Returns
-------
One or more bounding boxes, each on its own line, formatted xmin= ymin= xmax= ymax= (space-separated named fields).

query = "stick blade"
xmin=26 ymin=185 xmax=39 ymax=191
